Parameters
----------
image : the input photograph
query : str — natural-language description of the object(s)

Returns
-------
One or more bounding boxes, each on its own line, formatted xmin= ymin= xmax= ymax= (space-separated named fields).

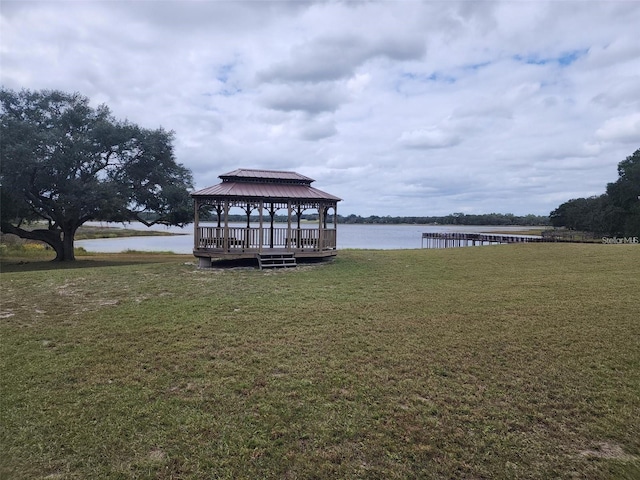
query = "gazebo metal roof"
xmin=191 ymin=168 xmax=341 ymax=202
xmin=220 ymin=169 xmax=314 ymax=183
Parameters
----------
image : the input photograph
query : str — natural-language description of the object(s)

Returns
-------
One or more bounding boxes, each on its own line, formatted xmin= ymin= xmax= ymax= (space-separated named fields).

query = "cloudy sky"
xmin=2 ymin=1 xmax=639 ymax=217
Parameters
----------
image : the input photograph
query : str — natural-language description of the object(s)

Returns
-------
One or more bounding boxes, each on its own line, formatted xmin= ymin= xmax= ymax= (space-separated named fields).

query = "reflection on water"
xmin=76 ymin=222 xmax=541 ymax=254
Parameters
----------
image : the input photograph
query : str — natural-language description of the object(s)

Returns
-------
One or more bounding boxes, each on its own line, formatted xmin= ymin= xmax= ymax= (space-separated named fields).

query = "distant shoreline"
xmin=75 ymin=225 xmax=185 ymax=240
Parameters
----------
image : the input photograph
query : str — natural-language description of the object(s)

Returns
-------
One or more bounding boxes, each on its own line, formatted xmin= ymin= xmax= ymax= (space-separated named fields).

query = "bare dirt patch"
xmin=579 ymin=442 xmax=637 ymax=461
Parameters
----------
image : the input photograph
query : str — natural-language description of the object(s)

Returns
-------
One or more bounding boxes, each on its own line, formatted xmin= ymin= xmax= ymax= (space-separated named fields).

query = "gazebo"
xmin=191 ymin=169 xmax=341 ymax=268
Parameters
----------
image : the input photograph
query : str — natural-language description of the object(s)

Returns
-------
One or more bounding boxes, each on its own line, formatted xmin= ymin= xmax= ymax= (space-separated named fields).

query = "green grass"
xmin=1 ymin=244 xmax=639 ymax=479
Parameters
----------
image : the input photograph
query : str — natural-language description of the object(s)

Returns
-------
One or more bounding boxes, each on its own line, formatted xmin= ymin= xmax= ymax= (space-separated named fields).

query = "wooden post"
xmin=193 ymin=198 xmax=199 ymax=250
xmin=245 ymin=203 xmax=251 ymax=249
xmin=223 ymin=200 xmax=229 ymax=251
xmin=287 ymin=201 xmax=292 ymax=248
xmin=258 ymin=201 xmax=264 ymax=253
xmin=296 ymin=205 xmax=302 ymax=248
xmin=269 ymin=203 xmax=275 ymax=248
xmin=318 ymin=204 xmax=324 ymax=251
xmin=334 ymin=203 xmax=338 ymax=250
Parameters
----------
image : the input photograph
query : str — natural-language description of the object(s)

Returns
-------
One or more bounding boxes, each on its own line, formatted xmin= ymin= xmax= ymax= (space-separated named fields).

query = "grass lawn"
xmin=1 ymin=244 xmax=639 ymax=479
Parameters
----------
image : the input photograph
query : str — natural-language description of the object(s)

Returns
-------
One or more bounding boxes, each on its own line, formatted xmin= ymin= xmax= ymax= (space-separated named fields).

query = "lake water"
xmin=76 ymin=222 xmax=541 ymax=254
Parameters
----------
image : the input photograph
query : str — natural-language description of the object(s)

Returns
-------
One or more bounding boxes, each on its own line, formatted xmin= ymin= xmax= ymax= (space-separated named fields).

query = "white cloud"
xmin=261 ymin=83 xmax=347 ymax=114
xmin=298 ymin=119 xmax=338 ymax=141
xmin=258 ymin=34 xmax=425 ymax=84
xmin=1 ymin=0 xmax=639 ymax=217
xmin=399 ymin=128 xmax=462 ymax=149
xmin=347 ymin=73 xmax=371 ymax=94
xmin=595 ymin=113 xmax=640 ymax=143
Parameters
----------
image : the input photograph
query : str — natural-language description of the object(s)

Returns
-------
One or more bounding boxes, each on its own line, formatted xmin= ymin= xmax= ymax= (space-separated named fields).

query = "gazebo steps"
xmin=257 ymin=252 xmax=297 ymax=269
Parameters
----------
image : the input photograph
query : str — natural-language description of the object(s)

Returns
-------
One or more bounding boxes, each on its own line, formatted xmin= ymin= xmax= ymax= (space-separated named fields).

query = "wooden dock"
xmin=421 ymin=232 xmax=544 ymax=249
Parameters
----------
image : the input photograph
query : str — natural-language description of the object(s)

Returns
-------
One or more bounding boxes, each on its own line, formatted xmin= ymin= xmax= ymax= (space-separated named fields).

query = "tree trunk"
xmin=60 ymin=227 xmax=76 ymax=261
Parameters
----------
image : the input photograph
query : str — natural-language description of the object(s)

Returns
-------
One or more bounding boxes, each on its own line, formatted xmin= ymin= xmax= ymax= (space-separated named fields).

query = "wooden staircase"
xmin=257 ymin=252 xmax=297 ymax=269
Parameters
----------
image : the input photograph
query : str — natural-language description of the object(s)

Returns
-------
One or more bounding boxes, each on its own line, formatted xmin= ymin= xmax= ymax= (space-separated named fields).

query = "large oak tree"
xmin=1 ymin=88 xmax=193 ymax=261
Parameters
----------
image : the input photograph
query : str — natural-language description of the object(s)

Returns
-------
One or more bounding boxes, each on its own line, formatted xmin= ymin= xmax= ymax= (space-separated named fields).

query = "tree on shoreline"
xmin=606 ymin=149 xmax=640 ymax=236
xmin=550 ymin=148 xmax=640 ymax=236
xmin=0 ymin=88 xmax=193 ymax=261
xmin=200 ymin=212 xmax=550 ymax=226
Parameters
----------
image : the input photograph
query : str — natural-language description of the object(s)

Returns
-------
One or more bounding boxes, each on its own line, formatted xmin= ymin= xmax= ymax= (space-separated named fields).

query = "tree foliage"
xmin=550 ymin=148 xmax=640 ymax=236
xmin=549 ymin=195 xmax=616 ymax=233
xmin=335 ymin=212 xmax=549 ymax=226
xmin=606 ymin=148 xmax=640 ymax=236
xmin=0 ymin=88 xmax=193 ymax=260
xmin=198 ymin=211 xmax=550 ymax=226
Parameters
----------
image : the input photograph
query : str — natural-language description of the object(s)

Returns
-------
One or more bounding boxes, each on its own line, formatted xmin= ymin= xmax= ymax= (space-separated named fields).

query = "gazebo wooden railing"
xmin=195 ymin=226 xmax=336 ymax=251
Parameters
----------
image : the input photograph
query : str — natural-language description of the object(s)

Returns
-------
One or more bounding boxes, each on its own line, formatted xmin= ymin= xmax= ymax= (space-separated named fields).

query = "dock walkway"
xmin=421 ymin=230 xmax=602 ymax=248
xmin=421 ymin=232 xmax=543 ymax=249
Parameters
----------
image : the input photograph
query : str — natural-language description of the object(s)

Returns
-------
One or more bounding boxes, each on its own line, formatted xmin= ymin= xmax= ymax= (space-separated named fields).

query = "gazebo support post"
xmin=223 ymin=200 xmax=229 ymax=252
xmin=318 ymin=204 xmax=323 ymax=251
xmin=193 ymin=198 xmax=200 ymax=250
xmin=334 ymin=204 xmax=338 ymax=249
xmin=269 ymin=203 xmax=276 ymax=248
xmin=295 ymin=205 xmax=302 ymax=248
xmin=287 ymin=201 xmax=292 ymax=248
xmin=244 ymin=203 xmax=252 ymax=249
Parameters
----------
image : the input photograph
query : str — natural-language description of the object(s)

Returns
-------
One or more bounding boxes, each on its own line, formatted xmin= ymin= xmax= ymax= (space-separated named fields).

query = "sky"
xmin=2 ymin=1 xmax=639 ymax=217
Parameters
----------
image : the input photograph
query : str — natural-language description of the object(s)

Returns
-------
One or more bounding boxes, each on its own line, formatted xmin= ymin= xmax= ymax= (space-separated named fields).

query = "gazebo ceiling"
xmin=191 ymin=168 xmax=341 ymax=202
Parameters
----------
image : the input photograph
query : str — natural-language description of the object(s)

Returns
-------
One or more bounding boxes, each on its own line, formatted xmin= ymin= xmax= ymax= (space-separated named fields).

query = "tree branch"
xmin=0 ymin=221 xmax=61 ymax=244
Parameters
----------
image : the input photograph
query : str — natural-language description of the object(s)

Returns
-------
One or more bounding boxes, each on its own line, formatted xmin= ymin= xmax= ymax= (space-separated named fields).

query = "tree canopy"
xmin=550 ymin=148 xmax=640 ymax=237
xmin=0 ymin=88 xmax=194 ymax=261
xmin=606 ymin=148 xmax=640 ymax=236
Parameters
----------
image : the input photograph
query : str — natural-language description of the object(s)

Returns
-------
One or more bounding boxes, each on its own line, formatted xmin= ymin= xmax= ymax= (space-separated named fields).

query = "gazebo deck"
xmin=194 ymin=248 xmax=337 ymax=261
